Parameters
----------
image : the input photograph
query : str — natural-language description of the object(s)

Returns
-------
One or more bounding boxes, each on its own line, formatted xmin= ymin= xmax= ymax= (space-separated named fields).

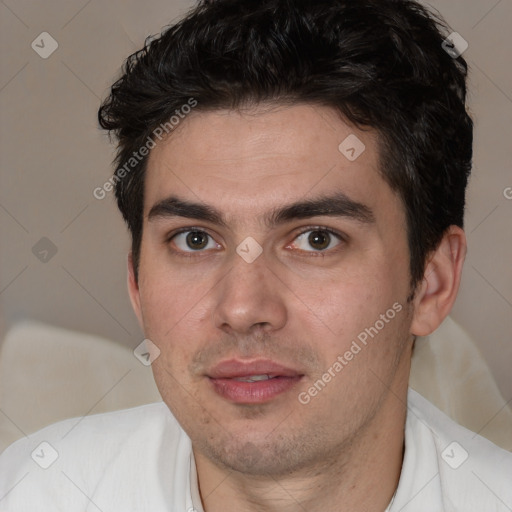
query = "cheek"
xmin=137 ymin=269 xmax=212 ymax=370
xmin=291 ymin=264 xmax=402 ymax=351
xmin=139 ymin=255 xmax=210 ymax=326
xmin=139 ymin=272 xmax=212 ymax=411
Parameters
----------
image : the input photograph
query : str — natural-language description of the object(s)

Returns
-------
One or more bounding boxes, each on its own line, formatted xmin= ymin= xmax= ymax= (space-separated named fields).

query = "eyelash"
xmin=165 ymin=225 xmax=346 ymax=257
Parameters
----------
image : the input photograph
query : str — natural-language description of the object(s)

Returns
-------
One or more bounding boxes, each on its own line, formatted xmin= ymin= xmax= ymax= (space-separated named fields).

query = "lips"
xmin=208 ymin=359 xmax=302 ymax=379
xmin=207 ymin=359 xmax=304 ymax=404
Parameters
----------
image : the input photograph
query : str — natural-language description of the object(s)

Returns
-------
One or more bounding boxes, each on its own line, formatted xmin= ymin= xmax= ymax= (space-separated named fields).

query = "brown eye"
xmin=186 ymin=231 xmax=209 ymax=250
xmin=308 ymin=230 xmax=331 ymax=250
xmin=171 ymin=230 xmax=218 ymax=252
xmin=291 ymin=228 xmax=342 ymax=252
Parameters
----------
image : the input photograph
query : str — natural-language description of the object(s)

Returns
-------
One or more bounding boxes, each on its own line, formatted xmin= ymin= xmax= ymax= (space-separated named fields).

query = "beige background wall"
xmin=1 ymin=0 xmax=511 ymax=400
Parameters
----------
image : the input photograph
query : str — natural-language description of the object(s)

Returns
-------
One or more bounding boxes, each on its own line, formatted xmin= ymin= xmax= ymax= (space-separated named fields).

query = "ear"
xmin=127 ymin=251 xmax=144 ymax=330
xmin=410 ymin=225 xmax=467 ymax=337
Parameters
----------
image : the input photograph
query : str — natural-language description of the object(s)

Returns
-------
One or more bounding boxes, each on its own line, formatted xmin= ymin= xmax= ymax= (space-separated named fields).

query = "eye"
xmin=289 ymin=228 xmax=343 ymax=252
xmin=170 ymin=230 xmax=220 ymax=252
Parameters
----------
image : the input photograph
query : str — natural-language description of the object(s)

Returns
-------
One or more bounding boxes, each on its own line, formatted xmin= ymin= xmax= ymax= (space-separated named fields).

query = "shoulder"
xmin=0 ymin=402 xmax=188 ymax=511
xmin=399 ymin=388 xmax=512 ymax=511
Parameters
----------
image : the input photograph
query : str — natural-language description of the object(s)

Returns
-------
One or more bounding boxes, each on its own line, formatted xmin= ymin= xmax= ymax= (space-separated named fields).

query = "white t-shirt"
xmin=0 ymin=388 xmax=510 ymax=511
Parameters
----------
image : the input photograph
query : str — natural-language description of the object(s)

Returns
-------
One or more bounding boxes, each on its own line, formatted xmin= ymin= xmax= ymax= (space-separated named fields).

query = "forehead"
xmin=143 ymin=104 xmax=403 ymax=228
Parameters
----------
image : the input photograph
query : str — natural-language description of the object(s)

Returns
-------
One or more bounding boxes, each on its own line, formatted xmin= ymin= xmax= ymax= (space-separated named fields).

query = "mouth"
xmin=207 ymin=359 xmax=304 ymax=404
xmin=232 ymin=374 xmax=280 ymax=382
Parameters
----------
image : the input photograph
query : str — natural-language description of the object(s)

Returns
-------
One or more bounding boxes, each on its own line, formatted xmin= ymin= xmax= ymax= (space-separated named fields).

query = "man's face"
xmin=130 ymin=104 xmax=416 ymax=476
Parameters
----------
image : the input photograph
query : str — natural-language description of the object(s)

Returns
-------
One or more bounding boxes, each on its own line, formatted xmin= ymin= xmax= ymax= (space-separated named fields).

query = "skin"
xmin=127 ymin=104 xmax=466 ymax=512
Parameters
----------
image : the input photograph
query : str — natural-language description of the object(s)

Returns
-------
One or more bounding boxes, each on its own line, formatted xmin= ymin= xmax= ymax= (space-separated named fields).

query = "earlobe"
xmin=127 ymin=251 xmax=144 ymax=329
xmin=410 ymin=226 xmax=467 ymax=337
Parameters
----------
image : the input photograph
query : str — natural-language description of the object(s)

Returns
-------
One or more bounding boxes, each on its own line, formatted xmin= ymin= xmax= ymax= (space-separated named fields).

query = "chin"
xmin=196 ymin=427 xmax=330 ymax=477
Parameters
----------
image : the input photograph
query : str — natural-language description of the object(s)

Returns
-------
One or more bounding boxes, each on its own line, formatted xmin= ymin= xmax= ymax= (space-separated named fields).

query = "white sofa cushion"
xmin=0 ymin=320 xmax=160 ymax=452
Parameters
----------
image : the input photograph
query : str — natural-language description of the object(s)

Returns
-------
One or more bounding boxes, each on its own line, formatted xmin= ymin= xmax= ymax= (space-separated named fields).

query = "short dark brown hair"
xmin=98 ymin=0 xmax=473 ymax=290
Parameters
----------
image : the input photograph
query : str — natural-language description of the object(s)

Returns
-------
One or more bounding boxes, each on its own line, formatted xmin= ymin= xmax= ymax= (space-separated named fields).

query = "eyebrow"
xmin=147 ymin=192 xmax=375 ymax=227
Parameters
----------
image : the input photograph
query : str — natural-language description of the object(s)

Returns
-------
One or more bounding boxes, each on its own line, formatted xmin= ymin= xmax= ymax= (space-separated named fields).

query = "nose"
xmin=211 ymin=250 xmax=288 ymax=336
